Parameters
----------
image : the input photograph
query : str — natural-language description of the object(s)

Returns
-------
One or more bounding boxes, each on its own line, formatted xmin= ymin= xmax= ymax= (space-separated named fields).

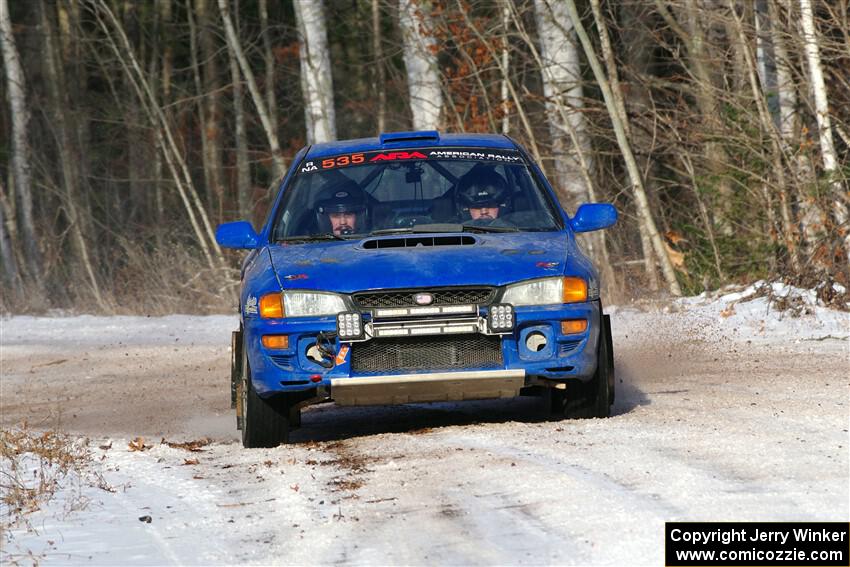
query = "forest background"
xmin=1 ymin=0 xmax=848 ymax=314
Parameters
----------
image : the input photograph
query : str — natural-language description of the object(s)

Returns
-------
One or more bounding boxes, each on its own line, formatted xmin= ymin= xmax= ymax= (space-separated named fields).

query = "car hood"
xmin=267 ymin=232 xmax=572 ymax=293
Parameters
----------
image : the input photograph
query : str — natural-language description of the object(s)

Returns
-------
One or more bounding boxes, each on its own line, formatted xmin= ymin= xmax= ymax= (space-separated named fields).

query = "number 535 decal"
xmin=321 ymin=153 xmax=364 ymax=169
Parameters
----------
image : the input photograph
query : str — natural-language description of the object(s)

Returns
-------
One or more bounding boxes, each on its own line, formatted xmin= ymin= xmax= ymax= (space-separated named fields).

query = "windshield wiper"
xmin=278 ymin=233 xmax=347 ymax=242
xmin=368 ymin=223 xmax=520 ymax=236
xmin=461 ymin=224 xmax=520 ymax=233
xmin=368 ymin=223 xmax=466 ymax=236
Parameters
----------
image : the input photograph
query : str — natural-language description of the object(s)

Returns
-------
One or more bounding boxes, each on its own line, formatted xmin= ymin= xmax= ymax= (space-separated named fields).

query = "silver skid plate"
xmin=330 ymin=369 xmax=525 ymax=406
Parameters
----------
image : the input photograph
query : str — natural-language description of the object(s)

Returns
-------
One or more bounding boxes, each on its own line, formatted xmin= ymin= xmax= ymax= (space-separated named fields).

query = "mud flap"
xmin=231 ymin=328 xmax=243 ymax=410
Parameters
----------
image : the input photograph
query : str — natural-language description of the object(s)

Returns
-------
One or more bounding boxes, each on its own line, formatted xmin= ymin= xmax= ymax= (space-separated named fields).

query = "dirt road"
xmin=1 ymin=307 xmax=847 ymax=564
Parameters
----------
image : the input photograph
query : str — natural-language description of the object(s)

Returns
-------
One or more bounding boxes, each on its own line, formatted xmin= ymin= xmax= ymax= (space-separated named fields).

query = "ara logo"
xmin=369 ymin=151 xmax=427 ymax=162
xmin=301 ymin=161 xmax=318 ymax=172
xmin=244 ymin=295 xmax=258 ymax=315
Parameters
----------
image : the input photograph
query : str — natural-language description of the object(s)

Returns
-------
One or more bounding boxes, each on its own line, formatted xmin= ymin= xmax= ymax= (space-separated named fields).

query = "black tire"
xmin=556 ymin=312 xmax=613 ymax=419
xmin=240 ymin=341 xmax=291 ymax=448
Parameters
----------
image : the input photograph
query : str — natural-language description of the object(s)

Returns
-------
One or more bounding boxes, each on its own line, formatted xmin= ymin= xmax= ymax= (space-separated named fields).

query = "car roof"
xmin=305 ymin=132 xmax=518 ymax=160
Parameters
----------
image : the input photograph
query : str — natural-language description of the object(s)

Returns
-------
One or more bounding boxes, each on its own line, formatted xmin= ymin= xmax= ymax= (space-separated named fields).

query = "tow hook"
xmin=306 ymin=331 xmax=337 ymax=368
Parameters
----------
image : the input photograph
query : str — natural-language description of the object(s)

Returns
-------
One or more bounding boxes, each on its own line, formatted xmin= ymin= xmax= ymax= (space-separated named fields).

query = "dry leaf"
xmin=161 ymin=438 xmax=211 ymax=452
xmin=183 ymin=458 xmax=200 ymax=466
xmin=128 ymin=437 xmax=148 ymax=452
xmin=663 ymin=241 xmax=689 ymax=274
xmin=720 ymin=305 xmax=736 ymax=318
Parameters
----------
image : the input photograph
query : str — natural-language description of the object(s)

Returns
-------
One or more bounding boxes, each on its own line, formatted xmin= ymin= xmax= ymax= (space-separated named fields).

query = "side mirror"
xmin=570 ymin=203 xmax=618 ymax=233
xmin=216 ymin=221 xmax=259 ymax=249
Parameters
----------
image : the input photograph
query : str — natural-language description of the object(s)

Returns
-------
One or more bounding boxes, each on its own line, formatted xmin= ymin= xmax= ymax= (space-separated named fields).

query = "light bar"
xmin=488 ymin=304 xmax=515 ymax=332
xmin=336 ymin=312 xmax=364 ymax=340
xmin=373 ymin=323 xmax=477 ymax=338
xmin=374 ymin=304 xmax=476 ymax=318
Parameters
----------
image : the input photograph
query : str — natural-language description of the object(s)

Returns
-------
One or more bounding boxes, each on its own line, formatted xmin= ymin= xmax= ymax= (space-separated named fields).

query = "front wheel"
xmin=552 ymin=312 xmax=614 ymax=419
xmin=239 ymin=341 xmax=292 ymax=448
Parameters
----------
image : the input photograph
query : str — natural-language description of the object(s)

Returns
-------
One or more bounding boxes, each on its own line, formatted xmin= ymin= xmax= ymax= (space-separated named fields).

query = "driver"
xmin=456 ymin=165 xmax=511 ymax=221
xmin=315 ymin=180 xmax=368 ymax=236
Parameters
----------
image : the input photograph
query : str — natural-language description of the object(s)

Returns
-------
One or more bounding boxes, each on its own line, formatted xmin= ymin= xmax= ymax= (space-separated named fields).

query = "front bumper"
xmin=245 ymin=301 xmax=600 ymax=398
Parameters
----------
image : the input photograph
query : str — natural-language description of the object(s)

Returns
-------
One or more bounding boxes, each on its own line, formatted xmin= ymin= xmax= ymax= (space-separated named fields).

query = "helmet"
xmin=315 ymin=179 xmax=368 ymax=234
xmin=455 ymin=166 xmax=511 ymax=219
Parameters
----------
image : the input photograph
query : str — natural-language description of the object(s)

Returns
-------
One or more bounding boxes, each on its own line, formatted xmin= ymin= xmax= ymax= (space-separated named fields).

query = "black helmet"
xmin=315 ymin=179 xmax=368 ymax=234
xmin=456 ymin=166 xmax=511 ymax=218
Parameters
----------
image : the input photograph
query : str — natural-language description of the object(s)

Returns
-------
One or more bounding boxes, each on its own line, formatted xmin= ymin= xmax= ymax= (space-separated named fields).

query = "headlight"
xmin=502 ymin=277 xmax=587 ymax=306
xmin=282 ymin=290 xmax=346 ymax=317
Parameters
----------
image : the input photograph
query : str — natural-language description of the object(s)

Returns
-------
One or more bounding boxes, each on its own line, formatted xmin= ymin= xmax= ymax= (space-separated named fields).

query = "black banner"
xmin=666 ymin=522 xmax=849 ymax=566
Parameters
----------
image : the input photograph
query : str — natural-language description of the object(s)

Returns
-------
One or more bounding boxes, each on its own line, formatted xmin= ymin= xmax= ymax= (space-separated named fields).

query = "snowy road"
xmin=1 ymin=288 xmax=848 ymax=564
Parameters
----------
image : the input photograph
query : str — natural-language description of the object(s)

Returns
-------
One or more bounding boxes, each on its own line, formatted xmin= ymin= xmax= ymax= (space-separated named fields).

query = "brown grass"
xmin=0 ymin=425 xmax=109 ymax=552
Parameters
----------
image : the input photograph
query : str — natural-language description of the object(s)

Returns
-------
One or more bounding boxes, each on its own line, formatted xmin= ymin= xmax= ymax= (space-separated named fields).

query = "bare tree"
xmin=92 ymin=0 xmax=223 ymax=270
xmin=399 ymin=0 xmax=442 ymax=130
xmin=223 ymin=0 xmax=252 ymax=220
xmin=0 ymin=179 xmax=22 ymax=298
xmin=219 ymin=0 xmax=287 ymax=176
xmin=1 ymin=0 xmax=42 ymax=286
xmin=373 ymin=0 xmax=386 ymax=133
xmin=565 ymin=0 xmax=682 ymax=296
xmin=40 ymin=0 xmax=104 ymax=306
xmin=533 ymin=0 xmax=588 ymax=210
xmin=293 ymin=0 xmax=336 ymax=143
xmin=799 ymin=0 xmax=849 ymax=260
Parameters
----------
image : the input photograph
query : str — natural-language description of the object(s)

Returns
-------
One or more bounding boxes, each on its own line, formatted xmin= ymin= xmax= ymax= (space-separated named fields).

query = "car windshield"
xmin=271 ymin=148 xmax=562 ymax=241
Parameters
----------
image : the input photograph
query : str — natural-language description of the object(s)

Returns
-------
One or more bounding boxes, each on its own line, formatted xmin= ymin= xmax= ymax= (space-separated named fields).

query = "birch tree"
xmin=293 ymin=0 xmax=336 ymax=143
xmin=533 ymin=0 xmax=588 ymax=209
xmin=1 ymin=0 xmax=42 ymax=285
xmin=799 ymin=0 xmax=850 ymax=259
xmin=373 ymin=0 xmax=386 ymax=133
xmin=399 ymin=0 xmax=442 ymax=130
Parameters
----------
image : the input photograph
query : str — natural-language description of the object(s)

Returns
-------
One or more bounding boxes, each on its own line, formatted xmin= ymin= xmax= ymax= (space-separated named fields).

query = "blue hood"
xmin=267 ymin=232 xmax=572 ymax=293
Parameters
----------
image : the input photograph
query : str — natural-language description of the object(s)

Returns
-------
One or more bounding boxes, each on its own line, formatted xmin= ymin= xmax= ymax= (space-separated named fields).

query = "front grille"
xmin=353 ymin=287 xmax=494 ymax=309
xmin=350 ymin=334 xmax=503 ymax=375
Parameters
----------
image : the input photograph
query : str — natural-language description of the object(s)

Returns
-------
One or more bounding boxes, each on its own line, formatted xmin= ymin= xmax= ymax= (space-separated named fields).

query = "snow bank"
xmin=1 ymin=314 xmax=237 ymax=347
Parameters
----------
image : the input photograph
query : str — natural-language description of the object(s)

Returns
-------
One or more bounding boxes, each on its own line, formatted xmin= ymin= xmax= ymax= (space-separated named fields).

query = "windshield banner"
xmin=299 ymin=148 xmax=524 ymax=174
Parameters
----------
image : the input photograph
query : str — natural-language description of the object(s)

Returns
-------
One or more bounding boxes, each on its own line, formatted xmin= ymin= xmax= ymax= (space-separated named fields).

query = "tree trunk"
xmin=372 ymin=0 xmax=386 ymax=134
xmin=654 ymin=0 xmax=735 ymax=235
xmin=41 ymin=0 xmax=105 ymax=307
xmin=500 ymin=0 xmax=510 ymax=134
xmin=565 ymin=0 xmax=682 ymax=296
xmin=293 ymin=0 xmax=337 ymax=144
xmin=1 ymin=0 xmax=43 ymax=286
xmin=770 ymin=0 xmax=823 ymax=250
xmin=0 ymin=179 xmax=22 ymax=299
xmin=533 ymin=0 xmax=588 ymax=211
xmin=399 ymin=0 xmax=442 ymax=130
xmin=93 ymin=0 xmax=223 ymax=270
xmin=197 ymin=0 xmax=226 ymax=221
xmin=219 ymin=0 xmax=287 ymax=177
xmin=224 ymin=3 xmax=252 ymax=221
xmin=259 ymin=0 xmax=278 ymax=143
xmin=799 ymin=0 xmax=850 ymax=261
xmin=727 ymin=0 xmax=801 ymax=273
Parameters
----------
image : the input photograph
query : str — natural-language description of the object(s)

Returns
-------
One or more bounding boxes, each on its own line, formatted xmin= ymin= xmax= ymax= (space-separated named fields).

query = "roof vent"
xmin=379 ymin=131 xmax=440 ymax=145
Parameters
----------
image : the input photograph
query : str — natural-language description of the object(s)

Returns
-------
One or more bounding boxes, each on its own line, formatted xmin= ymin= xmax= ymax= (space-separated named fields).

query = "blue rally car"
xmin=216 ymin=131 xmax=617 ymax=447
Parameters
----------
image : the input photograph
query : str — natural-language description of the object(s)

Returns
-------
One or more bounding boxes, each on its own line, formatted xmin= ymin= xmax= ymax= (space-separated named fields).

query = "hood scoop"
xmin=362 ymin=235 xmax=476 ymax=249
